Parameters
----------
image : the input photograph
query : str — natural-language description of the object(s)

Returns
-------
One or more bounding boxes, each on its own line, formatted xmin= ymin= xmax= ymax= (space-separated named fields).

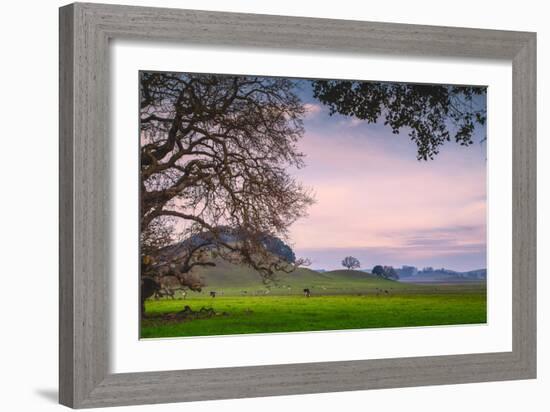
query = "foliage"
xmin=397 ymin=265 xmax=418 ymax=278
xmin=372 ymin=265 xmax=399 ymax=280
xmin=341 ymin=256 xmax=361 ymax=270
xmin=372 ymin=265 xmax=385 ymax=277
xmin=382 ymin=265 xmax=399 ymax=280
xmin=262 ymin=235 xmax=296 ymax=263
xmin=312 ymin=81 xmax=487 ymax=160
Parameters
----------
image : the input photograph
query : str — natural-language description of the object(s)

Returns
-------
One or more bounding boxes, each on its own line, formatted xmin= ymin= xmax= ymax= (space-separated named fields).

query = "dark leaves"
xmin=312 ymin=81 xmax=487 ymax=161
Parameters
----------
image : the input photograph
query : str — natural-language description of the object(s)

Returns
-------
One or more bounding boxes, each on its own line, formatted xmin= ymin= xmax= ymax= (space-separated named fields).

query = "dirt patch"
xmin=162 ymin=305 xmax=229 ymax=321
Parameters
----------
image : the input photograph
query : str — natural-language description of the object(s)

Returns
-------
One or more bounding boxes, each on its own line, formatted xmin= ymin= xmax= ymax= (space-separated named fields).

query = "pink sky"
xmin=289 ymin=104 xmax=487 ymax=271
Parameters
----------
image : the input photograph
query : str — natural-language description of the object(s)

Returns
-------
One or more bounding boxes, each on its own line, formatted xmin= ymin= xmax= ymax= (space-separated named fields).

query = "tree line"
xmin=341 ymin=256 xmax=399 ymax=280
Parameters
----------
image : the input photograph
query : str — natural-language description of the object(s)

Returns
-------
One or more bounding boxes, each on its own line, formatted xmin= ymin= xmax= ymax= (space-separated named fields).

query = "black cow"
xmin=210 ymin=291 xmax=217 ymax=298
xmin=303 ymin=288 xmax=311 ymax=297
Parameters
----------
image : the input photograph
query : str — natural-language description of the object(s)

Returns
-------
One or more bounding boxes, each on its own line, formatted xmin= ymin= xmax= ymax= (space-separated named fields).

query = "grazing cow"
xmin=303 ymin=288 xmax=311 ymax=297
xmin=210 ymin=291 xmax=217 ymax=298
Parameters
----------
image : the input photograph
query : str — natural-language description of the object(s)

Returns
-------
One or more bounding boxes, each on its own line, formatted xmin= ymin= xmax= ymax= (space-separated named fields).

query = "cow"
xmin=210 ymin=291 xmax=217 ymax=298
xmin=303 ymin=288 xmax=311 ymax=297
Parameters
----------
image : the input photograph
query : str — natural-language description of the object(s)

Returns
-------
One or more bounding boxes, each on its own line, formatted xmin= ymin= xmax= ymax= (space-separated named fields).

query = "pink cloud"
xmin=289 ymin=129 xmax=487 ymax=264
xmin=303 ymin=103 xmax=323 ymax=118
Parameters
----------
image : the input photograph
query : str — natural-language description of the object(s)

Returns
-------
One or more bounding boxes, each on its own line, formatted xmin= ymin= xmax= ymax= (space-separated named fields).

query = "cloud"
xmin=303 ymin=103 xmax=323 ymax=118
xmin=288 ymin=125 xmax=487 ymax=271
xmin=385 ymin=225 xmax=486 ymax=248
xmin=338 ymin=117 xmax=364 ymax=128
xmin=295 ymin=223 xmax=487 ymax=271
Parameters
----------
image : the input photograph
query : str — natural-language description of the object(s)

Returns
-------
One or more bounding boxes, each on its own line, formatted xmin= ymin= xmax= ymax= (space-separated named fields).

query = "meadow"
xmin=140 ymin=269 xmax=486 ymax=338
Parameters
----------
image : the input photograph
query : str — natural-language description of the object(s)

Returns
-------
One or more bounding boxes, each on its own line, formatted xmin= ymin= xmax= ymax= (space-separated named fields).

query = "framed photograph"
xmin=59 ymin=2 xmax=536 ymax=408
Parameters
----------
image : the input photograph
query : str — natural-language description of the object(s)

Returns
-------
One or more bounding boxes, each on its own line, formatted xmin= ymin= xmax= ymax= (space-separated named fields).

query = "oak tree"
xmin=342 ymin=256 xmax=361 ymax=270
xmin=140 ymin=72 xmax=314 ymax=307
xmin=312 ymin=81 xmax=486 ymax=160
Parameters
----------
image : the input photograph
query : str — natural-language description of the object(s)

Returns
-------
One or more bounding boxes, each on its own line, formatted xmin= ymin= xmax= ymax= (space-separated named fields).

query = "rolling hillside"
xmin=322 ymin=269 xmax=383 ymax=281
xmin=186 ymin=260 xmax=409 ymax=296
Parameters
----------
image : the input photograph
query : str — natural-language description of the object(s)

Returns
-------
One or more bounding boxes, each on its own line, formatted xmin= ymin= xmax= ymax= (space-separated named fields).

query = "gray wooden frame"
xmin=59 ymin=2 xmax=536 ymax=408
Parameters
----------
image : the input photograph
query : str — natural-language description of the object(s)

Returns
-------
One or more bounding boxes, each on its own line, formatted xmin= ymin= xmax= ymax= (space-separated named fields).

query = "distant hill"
xmin=400 ymin=268 xmax=486 ymax=283
xmin=322 ymin=269 xmax=382 ymax=281
xmin=159 ymin=229 xmax=296 ymax=264
xmin=462 ymin=269 xmax=487 ymax=279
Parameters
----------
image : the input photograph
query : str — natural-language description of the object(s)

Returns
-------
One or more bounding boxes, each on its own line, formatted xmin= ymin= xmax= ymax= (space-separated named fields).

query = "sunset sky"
xmin=288 ymin=80 xmax=487 ymax=271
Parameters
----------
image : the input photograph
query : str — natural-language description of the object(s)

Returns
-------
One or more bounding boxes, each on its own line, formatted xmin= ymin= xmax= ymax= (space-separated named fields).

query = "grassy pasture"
xmin=141 ymin=276 xmax=486 ymax=338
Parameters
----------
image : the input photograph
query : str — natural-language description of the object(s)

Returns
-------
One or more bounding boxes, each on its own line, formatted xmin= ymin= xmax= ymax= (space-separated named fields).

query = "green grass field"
xmin=141 ymin=269 xmax=486 ymax=338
